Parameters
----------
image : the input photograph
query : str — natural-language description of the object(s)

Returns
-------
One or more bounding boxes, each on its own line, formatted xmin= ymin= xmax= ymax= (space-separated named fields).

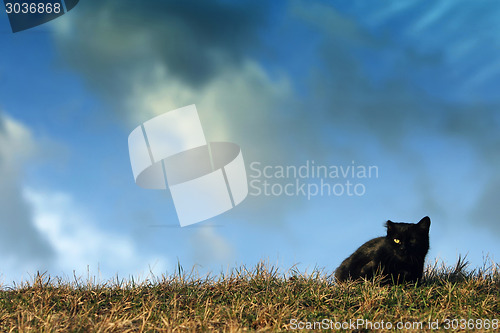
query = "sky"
xmin=1 ymin=0 xmax=499 ymax=286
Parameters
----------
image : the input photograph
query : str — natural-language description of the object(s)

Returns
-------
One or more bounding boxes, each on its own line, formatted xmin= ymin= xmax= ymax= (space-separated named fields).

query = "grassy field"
xmin=0 ymin=257 xmax=498 ymax=332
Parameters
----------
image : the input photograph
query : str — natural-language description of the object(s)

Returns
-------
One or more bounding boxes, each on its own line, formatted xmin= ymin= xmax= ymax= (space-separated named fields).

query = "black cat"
xmin=335 ymin=216 xmax=431 ymax=284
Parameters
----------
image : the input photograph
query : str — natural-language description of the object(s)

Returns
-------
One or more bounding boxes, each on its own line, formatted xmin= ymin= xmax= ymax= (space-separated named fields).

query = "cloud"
xmin=125 ymin=58 xmax=319 ymax=226
xmin=0 ymin=113 xmax=167 ymax=284
xmin=52 ymin=0 xmax=303 ymax=166
xmin=54 ymin=0 xmax=270 ymax=109
xmin=53 ymin=0 xmax=304 ymax=169
xmin=126 ymin=60 xmax=293 ymax=158
xmin=0 ymin=112 xmax=55 ymax=269
xmin=53 ymin=2 xmax=309 ymax=225
xmin=24 ymin=188 xmax=169 ymax=281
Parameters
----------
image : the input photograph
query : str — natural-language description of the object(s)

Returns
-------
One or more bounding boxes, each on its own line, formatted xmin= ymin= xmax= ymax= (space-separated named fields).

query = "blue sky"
xmin=1 ymin=0 xmax=499 ymax=285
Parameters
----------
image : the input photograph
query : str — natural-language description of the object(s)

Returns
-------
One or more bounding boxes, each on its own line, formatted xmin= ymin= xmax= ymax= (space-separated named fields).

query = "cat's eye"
xmin=393 ymin=238 xmax=401 ymax=244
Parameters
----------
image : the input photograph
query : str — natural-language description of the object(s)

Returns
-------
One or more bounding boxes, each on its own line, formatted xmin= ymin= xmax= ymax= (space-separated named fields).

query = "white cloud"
xmin=0 ymin=113 xmax=55 ymax=273
xmin=0 ymin=113 xmax=35 ymax=170
xmin=125 ymin=59 xmax=301 ymax=225
xmin=127 ymin=59 xmax=292 ymax=143
xmin=23 ymin=188 xmax=170 ymax=282
xmin=0 ymin=112 xmax=169 ymax=285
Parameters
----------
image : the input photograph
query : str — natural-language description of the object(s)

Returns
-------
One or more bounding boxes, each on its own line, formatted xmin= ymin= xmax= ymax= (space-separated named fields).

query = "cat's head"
xmin=385 ymin=216 xmax=430 ymax=256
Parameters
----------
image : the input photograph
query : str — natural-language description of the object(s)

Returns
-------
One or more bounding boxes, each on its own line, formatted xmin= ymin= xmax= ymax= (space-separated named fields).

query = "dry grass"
xmin=0 ymin=256 xmax=499 ymax=332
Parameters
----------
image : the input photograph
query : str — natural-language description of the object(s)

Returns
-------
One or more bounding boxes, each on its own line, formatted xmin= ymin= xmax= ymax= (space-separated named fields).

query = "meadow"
xmin=0 ymin=256 xmax=498 ymax=332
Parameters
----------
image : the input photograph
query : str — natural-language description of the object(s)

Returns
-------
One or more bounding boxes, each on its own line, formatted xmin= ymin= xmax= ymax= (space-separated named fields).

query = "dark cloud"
xmin=55 ymin=0 xmax=270 ymax=106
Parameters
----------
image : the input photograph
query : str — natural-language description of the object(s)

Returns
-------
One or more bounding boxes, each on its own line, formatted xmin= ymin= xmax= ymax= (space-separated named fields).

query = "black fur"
xmin=335 ymin=216 xmax=431 ymax=284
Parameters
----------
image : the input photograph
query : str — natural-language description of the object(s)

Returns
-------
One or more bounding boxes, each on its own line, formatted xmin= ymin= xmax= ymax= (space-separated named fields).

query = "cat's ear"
xmin=417 ymin=216 xmax=431 ymax=230
xmin=385 ymin=220 xmax=394 ymax=232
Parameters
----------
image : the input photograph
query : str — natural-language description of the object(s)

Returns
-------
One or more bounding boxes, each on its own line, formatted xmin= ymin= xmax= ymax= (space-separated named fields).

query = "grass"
xmin=0 ymin=256 xmax=499 ymax=332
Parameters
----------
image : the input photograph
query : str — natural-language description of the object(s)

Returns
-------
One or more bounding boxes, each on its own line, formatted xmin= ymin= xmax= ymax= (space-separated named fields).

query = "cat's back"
xmin=355 ymin=236 xmax=387 ymax=254
xmin=335 ymin=236 xmax=387 ymax=281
